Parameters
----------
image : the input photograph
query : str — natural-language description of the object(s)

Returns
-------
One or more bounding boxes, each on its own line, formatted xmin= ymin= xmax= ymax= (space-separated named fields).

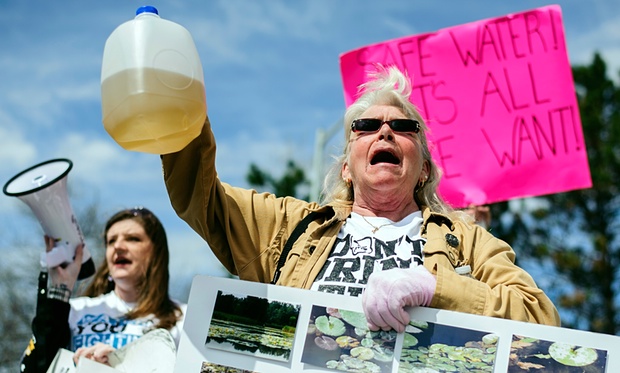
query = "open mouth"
xmin=114 ymin=257 xmax=132 ymax=265
xmin=370 ymin=150 xmax=400 ymax=165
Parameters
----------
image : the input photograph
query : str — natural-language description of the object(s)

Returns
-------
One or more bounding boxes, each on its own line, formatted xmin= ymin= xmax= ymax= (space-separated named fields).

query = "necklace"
xmin=361 ymin=215 xmax=393 ymax=233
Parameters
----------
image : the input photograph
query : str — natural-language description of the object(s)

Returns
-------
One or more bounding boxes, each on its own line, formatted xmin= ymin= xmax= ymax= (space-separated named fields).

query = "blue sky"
xmin=1 ymin=0 xmax=619 ymax=301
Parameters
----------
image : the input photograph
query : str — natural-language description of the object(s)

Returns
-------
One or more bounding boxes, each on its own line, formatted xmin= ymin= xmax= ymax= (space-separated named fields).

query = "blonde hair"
xmin=321 ymin=64 xmax=454 ymax=216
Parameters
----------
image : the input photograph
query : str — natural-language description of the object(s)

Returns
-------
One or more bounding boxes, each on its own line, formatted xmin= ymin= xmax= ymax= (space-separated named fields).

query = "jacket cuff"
xmin=47 ymin=284 xmax=71 ymax=303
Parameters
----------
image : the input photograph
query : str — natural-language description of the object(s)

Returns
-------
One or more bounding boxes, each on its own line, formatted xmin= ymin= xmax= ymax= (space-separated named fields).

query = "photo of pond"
xmin=205 ymin=290 xmax=301 ymax=363
xmin=398 ymin=319 xmax=499 ymax=372
xmin=200 ymin=361 xmax=260 ymax=373
xmin=508 ymin=335 xmax=608 ymax=372
xmin=301 ymin=305 xmax=396 ymax=373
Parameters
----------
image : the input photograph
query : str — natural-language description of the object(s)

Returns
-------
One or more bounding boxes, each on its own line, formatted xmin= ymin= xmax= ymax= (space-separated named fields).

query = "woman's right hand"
xmin=73 ymin=342 xmax=115 ymax=366
xmin=45 ymin=235 xmax=83 ymax=290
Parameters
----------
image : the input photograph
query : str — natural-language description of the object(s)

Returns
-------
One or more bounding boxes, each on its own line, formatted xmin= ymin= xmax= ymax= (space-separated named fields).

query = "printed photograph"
xmin=398 ymin=319 xmax=499 ymax=372
xmin=508 ymin=335 xmax=608 ymax=372
xmin=301 ymin=305 xmax=396 ymax=373
xmin=200 ymin=361 xmax=260 ymax=373
xmin=205 ymin=290 xmax=301 ymax=363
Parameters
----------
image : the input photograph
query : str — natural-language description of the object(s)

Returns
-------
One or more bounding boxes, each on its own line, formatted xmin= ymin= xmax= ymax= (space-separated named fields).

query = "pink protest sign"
xmin=340 ymin=5 xmax=592 ymax=208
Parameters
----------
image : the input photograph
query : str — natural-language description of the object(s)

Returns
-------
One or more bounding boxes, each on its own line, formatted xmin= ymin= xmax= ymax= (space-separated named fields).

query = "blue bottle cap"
xmin=136 ymin=6 xmax=158 ymax=16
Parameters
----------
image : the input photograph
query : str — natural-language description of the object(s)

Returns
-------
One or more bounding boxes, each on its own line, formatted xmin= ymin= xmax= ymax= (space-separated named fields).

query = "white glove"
xmin=362 ymin=265 xmax=436 ymax=333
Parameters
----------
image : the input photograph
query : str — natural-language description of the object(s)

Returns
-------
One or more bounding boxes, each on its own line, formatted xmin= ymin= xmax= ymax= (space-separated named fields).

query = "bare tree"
xmin=0 ymin=198 xmax=105 ymax=371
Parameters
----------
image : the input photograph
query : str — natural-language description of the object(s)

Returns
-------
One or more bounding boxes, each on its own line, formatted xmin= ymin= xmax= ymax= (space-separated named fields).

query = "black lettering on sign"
xmin=482 ymin=104 xmax=581 ymax=167
xmin=450 ymin=10 xmax=557 ymax=67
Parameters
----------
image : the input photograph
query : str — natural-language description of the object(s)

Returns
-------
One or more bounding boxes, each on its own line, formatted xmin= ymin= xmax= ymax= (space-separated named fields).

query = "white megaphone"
xmin=3 ymin=158 xmax=95 ymax=279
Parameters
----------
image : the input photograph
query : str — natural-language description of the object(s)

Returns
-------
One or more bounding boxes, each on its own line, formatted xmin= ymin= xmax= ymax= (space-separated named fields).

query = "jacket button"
xmin=445 ymin=233 xmax=459 ymax=247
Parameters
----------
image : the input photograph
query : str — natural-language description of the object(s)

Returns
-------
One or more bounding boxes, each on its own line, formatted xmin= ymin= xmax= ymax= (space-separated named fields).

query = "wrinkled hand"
xmin=45 ymin=235 xmax=83 ymax=291
xmin=362 ymin=266 xmax=436 ymax=333
xmin=73 ymin=342 xmax=115 ymax=366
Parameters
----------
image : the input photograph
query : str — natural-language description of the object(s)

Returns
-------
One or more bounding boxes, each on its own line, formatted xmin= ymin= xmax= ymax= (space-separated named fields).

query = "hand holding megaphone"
xmin=41 ymin=242 xmax=74 ymax=268
xmin=45 ymin=235 xmax=84 ymax=290
xmin=3 ymin=159 xmax=95 ymax=279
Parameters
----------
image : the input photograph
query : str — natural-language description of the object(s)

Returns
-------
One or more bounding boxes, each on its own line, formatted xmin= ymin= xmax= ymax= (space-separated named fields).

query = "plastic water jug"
xmin=101 ymin=6 xmax=206 ymax=154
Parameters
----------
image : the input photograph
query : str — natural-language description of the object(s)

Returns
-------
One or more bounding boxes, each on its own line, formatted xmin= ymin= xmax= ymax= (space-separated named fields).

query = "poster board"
xmin=46 ymin=349 xmax=120 ymax=373
xmin=339 ymin=5 xmax=592 ymax=208
xmin=175 ymin=275 xmax=620 ymax=372
xmin=46 ymin=329 xmax=176 ymax=373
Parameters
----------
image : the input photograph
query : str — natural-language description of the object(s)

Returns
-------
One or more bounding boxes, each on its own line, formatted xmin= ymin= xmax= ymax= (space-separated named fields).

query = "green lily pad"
xmin=315 ymin=315 xmax=346 ymax=337
xmin=342 ymin=355 xmax=367 ymax=369
xmin=409 ymin=319 xmax=429 ymax=329
xmin=336 ymin=335 xmax=359 ymax=348
xmin=340 ymin=309 xmax=369 ymax=330
xmin=372 ymin=345 xmax=394 ymax=362
xmin=402 ymin=333 xmax=419 ymax=348
xmin=405 ymin=325 xmax=423 ymax=334
xmin=482 ymin=334 xmax=499 ymax=345
xmin=325 ymin=360 xmax=339 ymax=369
xmin=361 ymin=361 xmax=382 ymax=373
xmin=361 ymin=337 xmax=375 ymax=348
xmin=354 ymin=327 xmax=369 ymax=337
xmin=549 ymin=343 xmax=598 ymax=367
xmin=350 ymin=346 xmax=374 ymax=360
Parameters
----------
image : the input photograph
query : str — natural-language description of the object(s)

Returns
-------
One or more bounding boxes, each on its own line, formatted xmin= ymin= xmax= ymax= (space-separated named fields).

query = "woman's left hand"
xmin=73 ymin=343 xmax=115 ymax=366
xmin=362 ymin=265 xmax=437 ymax=333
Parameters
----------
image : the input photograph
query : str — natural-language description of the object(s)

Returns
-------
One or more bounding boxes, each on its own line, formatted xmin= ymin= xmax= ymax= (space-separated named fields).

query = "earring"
xmin=417 ymin=175 xmax=427 ymax=189
xmin=108 ymin=275 xmax=114 ymax=283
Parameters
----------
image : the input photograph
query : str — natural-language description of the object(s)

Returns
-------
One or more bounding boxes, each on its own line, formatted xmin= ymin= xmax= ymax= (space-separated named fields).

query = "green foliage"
xmin=281 ymin=325 xmax=296 ymax=335
xmin=246 ymin=160 xmax=310 ymax=201
xmin=211 ymin=310 xmax=258 ymax=327
xmin=214 ymin=292 xmax=300 ymax=327
xmin=492 ymin=52 xmax=620 ymax=335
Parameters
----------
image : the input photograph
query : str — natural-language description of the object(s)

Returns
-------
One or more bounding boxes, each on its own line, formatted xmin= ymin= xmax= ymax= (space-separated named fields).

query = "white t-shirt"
xmin=68 ymin=291 xmax=186 ymax=351
xmin=311 ymin=211 xmax=425 ymax=297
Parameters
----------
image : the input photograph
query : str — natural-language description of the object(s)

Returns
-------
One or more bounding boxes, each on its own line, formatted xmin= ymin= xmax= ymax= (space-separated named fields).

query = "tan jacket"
xmin=162 ymin=118 xmax=560 ymax=326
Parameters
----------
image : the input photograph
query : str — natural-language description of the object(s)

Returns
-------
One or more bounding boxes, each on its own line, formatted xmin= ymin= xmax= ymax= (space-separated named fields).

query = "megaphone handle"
xmin=77 ymin=246 xmax=96 ymax=279
xmin=81 ymin=245 xmax=92 ymax=263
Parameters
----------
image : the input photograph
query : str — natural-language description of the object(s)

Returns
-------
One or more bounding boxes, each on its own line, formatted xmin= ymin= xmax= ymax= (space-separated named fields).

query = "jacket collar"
xmin=321 ymin=204 xmax=456 ymax=231
xmin=421 ymin=206 xmax=456 ymax=233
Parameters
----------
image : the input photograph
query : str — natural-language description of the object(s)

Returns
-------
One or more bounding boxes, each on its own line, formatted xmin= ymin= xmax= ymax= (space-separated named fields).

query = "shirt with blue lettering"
xmin=68 ymin=291 xmax=186 ymax=351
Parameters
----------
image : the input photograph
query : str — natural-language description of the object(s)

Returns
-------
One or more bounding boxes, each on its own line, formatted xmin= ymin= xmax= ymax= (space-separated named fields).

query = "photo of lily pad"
xmin=301 ymin=305 xmax=396 ymax=372
xmin=205 ymin=291 xmax=301 ymax=363
xmin=200 ymin=361 xmax=260 ymax=372
xmin=398 ymin=319 xmax=499 ymax=372
xmin=508 ymin=334 xmax=608 ymax=372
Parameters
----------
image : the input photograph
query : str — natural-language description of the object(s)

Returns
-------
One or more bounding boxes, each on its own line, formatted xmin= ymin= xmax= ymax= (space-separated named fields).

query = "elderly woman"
xmin=161 ymin=65 xmax=560 ymax=332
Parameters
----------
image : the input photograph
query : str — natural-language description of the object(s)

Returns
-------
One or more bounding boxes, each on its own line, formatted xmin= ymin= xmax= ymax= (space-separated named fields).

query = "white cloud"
xmin=53 ymin=133 xmax=161 ymax=185
xmin=0 ymin=124 xmax=38 ymax=175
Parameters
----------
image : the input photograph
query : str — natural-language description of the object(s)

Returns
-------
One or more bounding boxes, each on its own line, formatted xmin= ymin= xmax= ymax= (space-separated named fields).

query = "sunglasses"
xmin=351 ymin=118 xmax=420 ymax=133
xmin=130 ymin=206 xmax=154 ymax=217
